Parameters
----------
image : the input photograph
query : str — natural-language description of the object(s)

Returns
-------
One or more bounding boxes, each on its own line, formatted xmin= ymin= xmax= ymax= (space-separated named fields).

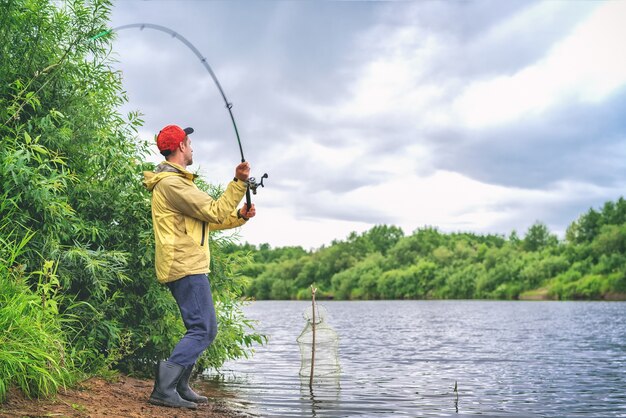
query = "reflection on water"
xmin=198 ymin=300 xmax=626 ymax=417
xmin=300 ymin=376 xmax=341 ymax=418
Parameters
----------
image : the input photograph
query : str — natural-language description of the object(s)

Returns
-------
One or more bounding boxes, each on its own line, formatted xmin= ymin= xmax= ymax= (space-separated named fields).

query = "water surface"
xmin=198 ymin=300 xmax=626 ymax=417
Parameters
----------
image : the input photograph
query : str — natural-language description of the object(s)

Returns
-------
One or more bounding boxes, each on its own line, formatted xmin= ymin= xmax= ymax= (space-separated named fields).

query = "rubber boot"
xmin=177 ymin=364 xmax=208 ymax=403
xmin=149 ymin=360 xmax=197 ymax=409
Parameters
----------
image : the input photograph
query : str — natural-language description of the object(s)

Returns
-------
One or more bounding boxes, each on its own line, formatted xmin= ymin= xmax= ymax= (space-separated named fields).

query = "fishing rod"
xmin=91 ymin=23 xmax=268 ymax=209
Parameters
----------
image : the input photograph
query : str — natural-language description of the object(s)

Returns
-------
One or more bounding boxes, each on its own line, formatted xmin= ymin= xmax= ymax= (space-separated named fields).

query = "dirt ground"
xmin=0 ymin=375 xmax=251 ymax=418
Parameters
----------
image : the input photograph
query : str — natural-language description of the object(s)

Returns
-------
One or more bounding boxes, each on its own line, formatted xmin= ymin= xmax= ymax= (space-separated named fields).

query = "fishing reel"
xmin=248 ymin=173 xmax=268 ymax=195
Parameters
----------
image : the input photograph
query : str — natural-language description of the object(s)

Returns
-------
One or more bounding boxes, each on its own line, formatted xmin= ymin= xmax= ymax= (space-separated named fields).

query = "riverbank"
xmin=0 ymin=375 xmax=248 ymax=418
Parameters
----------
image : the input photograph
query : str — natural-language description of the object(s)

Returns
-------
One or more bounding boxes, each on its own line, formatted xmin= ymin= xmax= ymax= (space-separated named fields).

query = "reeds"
xmin=0 ymin=227 xmax=74 ymax=401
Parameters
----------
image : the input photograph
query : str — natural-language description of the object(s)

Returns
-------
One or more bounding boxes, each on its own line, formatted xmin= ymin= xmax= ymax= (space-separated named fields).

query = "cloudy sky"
xmin=109 ymin=0 xmax=626 ymax=250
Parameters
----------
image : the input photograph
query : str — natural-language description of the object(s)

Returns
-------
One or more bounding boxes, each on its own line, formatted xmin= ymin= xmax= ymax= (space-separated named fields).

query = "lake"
xmin=198 ymin=300 xmax=626 ymax=417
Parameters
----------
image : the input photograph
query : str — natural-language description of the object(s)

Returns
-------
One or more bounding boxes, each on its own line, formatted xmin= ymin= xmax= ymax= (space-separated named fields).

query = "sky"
xmin=109 ymin=0 xmax=626 ymax=250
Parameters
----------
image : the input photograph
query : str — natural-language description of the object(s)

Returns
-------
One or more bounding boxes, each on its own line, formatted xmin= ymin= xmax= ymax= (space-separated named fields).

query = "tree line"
xmin=228 ymin=198 xmax=626 ymax=301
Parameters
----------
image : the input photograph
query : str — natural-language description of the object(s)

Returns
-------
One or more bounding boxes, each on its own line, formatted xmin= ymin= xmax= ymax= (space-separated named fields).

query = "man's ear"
xmin=180 ymin=137 xmax=190 ymax=151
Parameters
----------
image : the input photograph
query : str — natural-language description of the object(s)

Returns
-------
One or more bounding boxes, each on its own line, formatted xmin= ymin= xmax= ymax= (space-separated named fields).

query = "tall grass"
xmin=0 ymin=227 xmax=75 ymax=401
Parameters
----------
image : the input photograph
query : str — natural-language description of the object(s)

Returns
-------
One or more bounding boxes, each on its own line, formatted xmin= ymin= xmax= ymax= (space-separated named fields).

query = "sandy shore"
xmin=0 ymin=375 xmax=250 ymax=418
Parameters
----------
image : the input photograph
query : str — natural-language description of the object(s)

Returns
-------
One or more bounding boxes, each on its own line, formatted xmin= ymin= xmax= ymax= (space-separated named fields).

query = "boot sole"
xmin=179 ymin=391 xmax=208 ymax=404
xmin=149 ymin=397 xmax=197 ymax=409
xmin=181 ymin=396 xmax=208 ymax=404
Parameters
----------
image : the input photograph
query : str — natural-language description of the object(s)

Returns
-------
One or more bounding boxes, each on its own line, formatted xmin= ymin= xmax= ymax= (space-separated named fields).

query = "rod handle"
xmin=246 ymin=187 xmax=252 ymax=211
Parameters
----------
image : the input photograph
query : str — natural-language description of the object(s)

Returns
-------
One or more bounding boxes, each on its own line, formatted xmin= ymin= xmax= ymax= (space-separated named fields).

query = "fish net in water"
xmin=296 ymin=303 xmax=340 ymax=378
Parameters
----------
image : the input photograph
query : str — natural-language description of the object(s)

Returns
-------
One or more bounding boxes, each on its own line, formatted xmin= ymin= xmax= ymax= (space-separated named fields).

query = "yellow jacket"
xmin=143 ymin=161 xmax=248 ymax=283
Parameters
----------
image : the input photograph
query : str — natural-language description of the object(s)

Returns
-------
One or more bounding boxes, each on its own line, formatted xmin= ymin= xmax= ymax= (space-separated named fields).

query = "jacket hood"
xmin=143 ymin=161 xmax=197 ymax=191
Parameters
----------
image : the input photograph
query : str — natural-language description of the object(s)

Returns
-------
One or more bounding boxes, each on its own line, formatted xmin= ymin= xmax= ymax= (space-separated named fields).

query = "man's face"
xmin=181 ymin=136 xmax=193 ymax=166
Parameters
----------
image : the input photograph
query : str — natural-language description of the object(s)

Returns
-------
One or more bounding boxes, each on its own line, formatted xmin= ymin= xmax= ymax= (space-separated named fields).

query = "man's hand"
xmin=239 ymin=203 xmax=256 ymax=220
xmin=235 ymin=162 xmax=250 ymax=182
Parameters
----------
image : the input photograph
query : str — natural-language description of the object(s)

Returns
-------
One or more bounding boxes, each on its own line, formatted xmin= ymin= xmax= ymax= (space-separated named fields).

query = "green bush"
xmin=0 ymin=229 xmax=74 ymax=400
xmin=1 ymin=0 xmax=265 ymax=383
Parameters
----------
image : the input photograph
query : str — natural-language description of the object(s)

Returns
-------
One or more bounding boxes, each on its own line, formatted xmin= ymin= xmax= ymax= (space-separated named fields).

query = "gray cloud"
xmin=421 ymin=2 xmax=598 ymax=80
xmin=432 ymin=89 xmax=626 ymax=189
xmin=292 ymin=190 xmax=397 ymax=226
xmin=110 ymin=1 xmax=625 ymax=246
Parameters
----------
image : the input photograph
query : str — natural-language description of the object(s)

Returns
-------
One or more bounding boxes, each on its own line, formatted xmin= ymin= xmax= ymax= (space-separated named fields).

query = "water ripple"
xmin=198 ymin=300 xmax=626 ymax=417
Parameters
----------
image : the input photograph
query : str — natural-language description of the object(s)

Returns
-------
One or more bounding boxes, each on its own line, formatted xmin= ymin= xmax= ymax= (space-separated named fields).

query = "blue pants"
xmin=166 ymin=274 xmax=218 ymax=367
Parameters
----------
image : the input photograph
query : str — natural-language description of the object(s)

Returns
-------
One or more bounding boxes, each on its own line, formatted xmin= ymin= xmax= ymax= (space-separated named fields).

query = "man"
xmin=143 ymin=124 xmax=256 ymax=409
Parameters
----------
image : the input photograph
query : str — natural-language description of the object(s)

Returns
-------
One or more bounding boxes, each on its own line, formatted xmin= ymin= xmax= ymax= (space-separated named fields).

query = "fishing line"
xmin=91 ymin=23 xmax=267 ymax=208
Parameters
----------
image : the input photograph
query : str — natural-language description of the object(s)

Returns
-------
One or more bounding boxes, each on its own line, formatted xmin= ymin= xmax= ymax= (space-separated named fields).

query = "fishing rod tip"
xmin=89 ymin=29 xmax=112 ymax=40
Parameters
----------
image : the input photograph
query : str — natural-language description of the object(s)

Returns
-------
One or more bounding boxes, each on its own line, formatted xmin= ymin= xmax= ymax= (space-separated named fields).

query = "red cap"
xmin=156 ymin=125 xmax=194 ymax=152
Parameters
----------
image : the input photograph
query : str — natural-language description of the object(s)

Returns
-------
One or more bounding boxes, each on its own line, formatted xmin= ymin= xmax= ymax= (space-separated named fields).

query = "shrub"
xmin=0 ymin=229 xmax=74 ymax=400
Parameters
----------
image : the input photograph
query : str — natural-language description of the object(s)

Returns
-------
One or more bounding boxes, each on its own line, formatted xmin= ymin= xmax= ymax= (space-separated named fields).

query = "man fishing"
xmin=143 ymin=124 xmax=256 ymax=409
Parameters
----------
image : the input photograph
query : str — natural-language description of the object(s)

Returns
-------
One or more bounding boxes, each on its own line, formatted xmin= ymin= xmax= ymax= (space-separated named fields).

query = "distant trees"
xmin=234 ymin=199 xmax=626 ymax=301
xmin=566 ymin=198 xmax=626 ymax=244
xmin=522 ymin=222 xmax=558 ymax=252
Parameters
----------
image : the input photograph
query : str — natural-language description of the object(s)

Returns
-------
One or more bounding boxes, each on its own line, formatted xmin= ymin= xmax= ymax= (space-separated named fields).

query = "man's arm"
xmin=160 ymin=176 xmax=247 ymax=223
xmin=209 ymin=203 xmax=256 ymax=231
